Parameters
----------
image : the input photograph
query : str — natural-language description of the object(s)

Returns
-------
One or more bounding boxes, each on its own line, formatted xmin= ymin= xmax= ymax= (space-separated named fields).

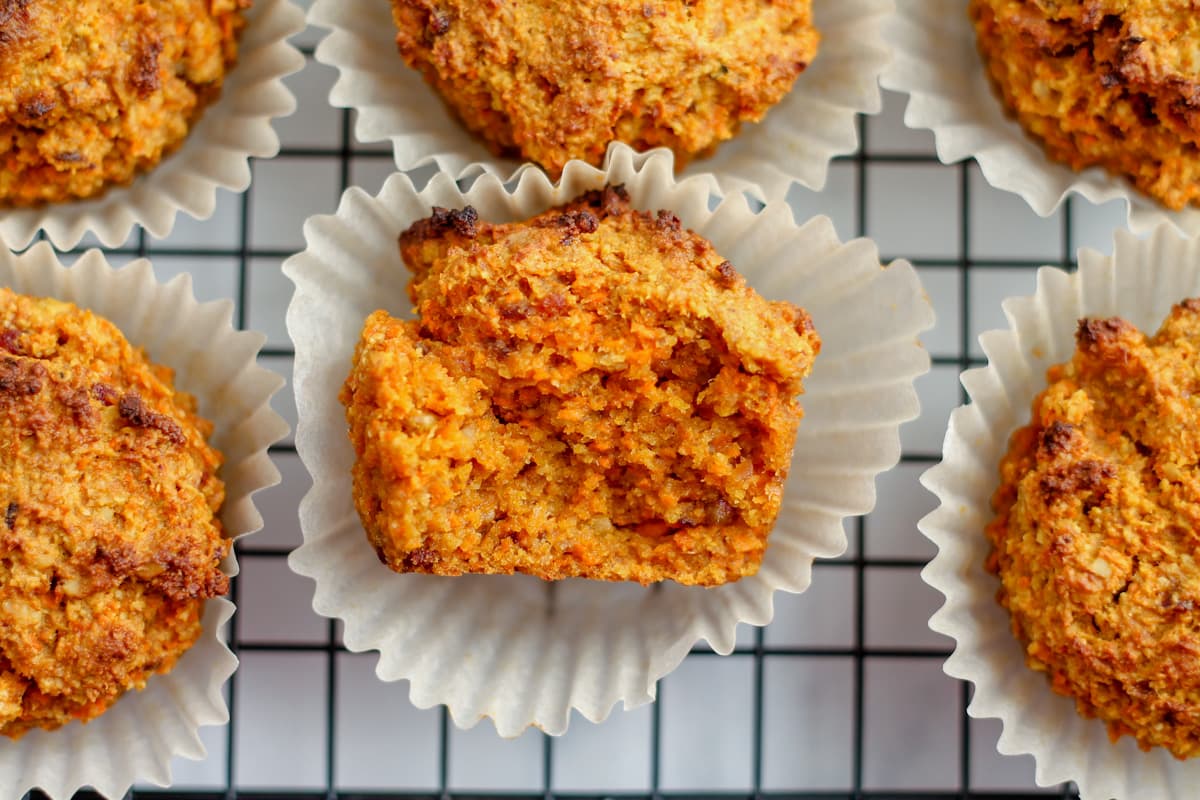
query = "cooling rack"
xmin=20 ymin=13 xmax=1136 ymax=800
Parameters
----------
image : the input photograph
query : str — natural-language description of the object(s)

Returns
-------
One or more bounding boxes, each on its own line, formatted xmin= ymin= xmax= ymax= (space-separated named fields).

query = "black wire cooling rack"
xmin=16 ymin=33 xmax=1117 ymax=800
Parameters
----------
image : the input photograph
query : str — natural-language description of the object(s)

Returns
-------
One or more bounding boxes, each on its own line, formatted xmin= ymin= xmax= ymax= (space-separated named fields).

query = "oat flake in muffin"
xmin=0 ymin=0 xmax=249 ymax=207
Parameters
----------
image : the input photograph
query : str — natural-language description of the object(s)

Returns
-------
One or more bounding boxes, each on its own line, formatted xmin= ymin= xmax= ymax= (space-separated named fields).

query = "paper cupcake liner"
xmin=0 ymin=0 xmax=306 ymax=251
xmin=284 ymin=144 xmax=933 ymax=736
xmin=919 ymin=225 xmax=1200 ymax=799
xmin=880 ymin=0 xmax=1200 ymax=237
xmin=0 ymin=245 xmax=290 ymax=799
xmin=308 ymin=0 xmax=890 ymax=201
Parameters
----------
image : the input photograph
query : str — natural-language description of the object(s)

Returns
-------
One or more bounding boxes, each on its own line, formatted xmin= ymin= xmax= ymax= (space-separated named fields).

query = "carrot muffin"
xmin=388 ymin=0 xmax=820 ymax=177
xmin=987 ymin=300 xmax=1200 ymax=758
xmin=0 ymin=289 xmax=227 ymax=738
xmin=971 ymin=0 xmax=1200 ymax=210
xmin=0 ymin=0 xmax=249 ymax=207
xmin=341 ymin=187 xmax=821 ymax=586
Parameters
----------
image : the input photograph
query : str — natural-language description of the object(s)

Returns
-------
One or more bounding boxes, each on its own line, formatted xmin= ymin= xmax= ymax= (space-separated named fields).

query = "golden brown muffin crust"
xmin=0 ymin=0 xmax=249 ymax=207
xmin=341 ymin=187 xmax=820 ymax=586
xmin=389 ymin=0 xmax=819 ymax=177
xmin=988 ymin=300 xmax=1200 ymax=759
xmin=0 ymin=289 xmax=227 ymax=738
xmin=971 ymin=0 xmax=1200 ymax=210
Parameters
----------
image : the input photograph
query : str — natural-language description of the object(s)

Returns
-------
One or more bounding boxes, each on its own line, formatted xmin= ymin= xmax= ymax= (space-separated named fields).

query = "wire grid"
xmin=17 ymin=27 xmax=1140 ymax=800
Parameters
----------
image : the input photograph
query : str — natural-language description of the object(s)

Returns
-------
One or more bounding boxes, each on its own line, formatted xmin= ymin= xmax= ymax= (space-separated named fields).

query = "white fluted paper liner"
xmin=0 ymin=245 xmax=290 ymax=798
xmin=919 ymin=225 xmax=1200 ymax=799
xmin=284 ymin=146 xmax=933 ymax=736
xmin=308 ymin=0 xmax=890 ymax=201
xmin=881 ymin=0 xmax=1200 ymax=237
xmin=0 ymin=0 xmax=306 ymax=251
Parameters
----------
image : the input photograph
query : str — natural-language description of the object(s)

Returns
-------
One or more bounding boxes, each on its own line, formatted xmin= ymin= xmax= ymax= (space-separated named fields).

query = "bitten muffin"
xmin=0 ymin=289 xmax=227 ymax=738
xmin=389 ymin=0 xmax=820 ymax=177
xmin=987 ymin=300 xmax=1200 ymax=758
xmin=0 ymin=0 xmax=249 ymax=207
xmin=341 ymin=186 xmax=821 ymax=586
xmin=971 ymin=0 xmax=1200 ymax=210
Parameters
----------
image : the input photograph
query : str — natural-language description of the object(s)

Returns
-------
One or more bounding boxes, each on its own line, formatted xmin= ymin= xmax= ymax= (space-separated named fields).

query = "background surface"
xmin=37 ymin=10 xmax=1134 ymax=798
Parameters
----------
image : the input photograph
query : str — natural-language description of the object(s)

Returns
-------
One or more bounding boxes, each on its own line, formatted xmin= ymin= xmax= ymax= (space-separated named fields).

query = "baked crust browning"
xmin=971 ymin=0 xmax=1200 ymax=210
xmin=988 ymin=300 xmax=1200 ymax=758
xmin=0 ymin=289 xmax=227 ymax=738
xmin=0 ymin=0 xmax=250 ymax=207
xmin=342 ymin=187 xmax=820 ymax=586
xmin=389 ymin=0 xmax=819 ymax=177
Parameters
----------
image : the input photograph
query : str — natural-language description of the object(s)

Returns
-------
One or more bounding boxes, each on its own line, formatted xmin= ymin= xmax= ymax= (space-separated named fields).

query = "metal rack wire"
xmin=16 ymin=36 xmax=1100 ymax=800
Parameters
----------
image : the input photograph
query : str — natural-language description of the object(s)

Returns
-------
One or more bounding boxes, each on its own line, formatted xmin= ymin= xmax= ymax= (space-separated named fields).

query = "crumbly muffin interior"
xmin=389 ymin=0 xmax=819 ymax=177
xmin=341 ymin=187 xmax=820 ymax=586
xmin=0 ymin=289 xmax=227 ymax=738
xmin=988 ymin=299 xmax=1200 ymax=758
xmin=0 ymin=0 xmax=249 ymax=206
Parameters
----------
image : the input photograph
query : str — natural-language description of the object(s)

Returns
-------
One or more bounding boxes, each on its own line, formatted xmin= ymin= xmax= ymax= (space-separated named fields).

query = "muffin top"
xmin=0 ymin=289 xmax=226 ymax=738
xmin=342 ymin=186 xmax=820 ymax=586
xmin=389 ymin=0 xmax=819 ymax=176
xmin=982 ymin=1 xmax=1200 ymax=108
xmin=987 ymin=299 xmax=1200 ymax=758
xmin=971 ymin=0 xmax=1200 ymax=209
xmin=0 ymin=0 xmax=248 ymax=206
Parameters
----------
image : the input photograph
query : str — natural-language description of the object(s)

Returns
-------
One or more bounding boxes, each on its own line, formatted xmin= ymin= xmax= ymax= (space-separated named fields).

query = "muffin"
xmin=917 ymin=227 xmax=1200 ymax=797
xmin=289 ymin=149 xmax=930 ymax=735
xmin=0 ymin=0 xmax=250 ymax=207
xmin=387 ymin=0 xmax=820 ymax=177
xmin=0 ymin=288 xmax=227 ymax=738
xmin=341 ymin=187 xmax=821 ymax=586
xmin=970 ymin=0 xmax=1200 ymax=211
xmin=986 ymin=300 xmax=1200 ymax=758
